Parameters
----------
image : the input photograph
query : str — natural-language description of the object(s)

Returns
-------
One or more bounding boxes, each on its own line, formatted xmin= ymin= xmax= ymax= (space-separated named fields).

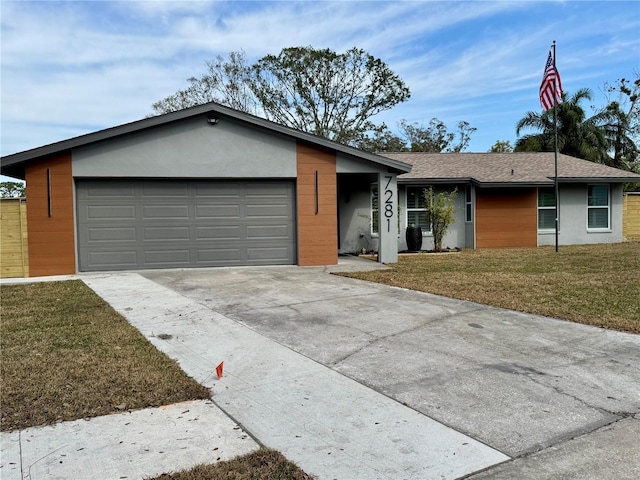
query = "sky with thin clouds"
xmin=1 ymin=0 xmax=639 ymax=179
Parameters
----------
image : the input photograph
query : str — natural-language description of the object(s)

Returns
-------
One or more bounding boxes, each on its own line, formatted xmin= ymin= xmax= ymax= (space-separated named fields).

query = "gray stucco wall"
xmin=337 ymin=153 xmax=391 ymax=174
xmin=537 ymin=183 xmax=624 ymax=246
xmin=339 ymin=180 xmax=625 ymax=254
xmin=338 ymin=180 xmax=466 ymax=254
xmin=73 ymin=114 xmax=297 ymax=178
xmin=338 ymin=175 xmax=378 ymax=254
xmin=399 ymin=185 xmax=466 ymax=252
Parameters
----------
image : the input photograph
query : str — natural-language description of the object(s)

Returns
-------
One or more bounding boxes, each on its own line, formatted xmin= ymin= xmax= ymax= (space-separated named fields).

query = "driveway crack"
xmin=518 ymin=369 xmax=635 ymax=419
xmin=329 ymin=306 xmax=487 ymax=366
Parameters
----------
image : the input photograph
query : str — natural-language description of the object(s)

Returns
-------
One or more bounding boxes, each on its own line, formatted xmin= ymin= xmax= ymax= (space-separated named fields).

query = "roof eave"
xmin=473 ymin=180 xmax=554 ymax=188
xmin=1 ymin=102 xmax=412 ymax=176
xmin=398 ymin=177 xmax=473 ymax=185
xmin=557 ymin=177 xmax=640 ymax=184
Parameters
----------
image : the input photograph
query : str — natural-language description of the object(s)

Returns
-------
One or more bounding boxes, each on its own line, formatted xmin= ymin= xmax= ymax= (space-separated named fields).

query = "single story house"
xmin=3 ymin=103 xmax=639 ymax=277
xmin=339 ymin=152 xmax=640 ymax=253
xmin=1 ymin=102 xmax=409 ymax=276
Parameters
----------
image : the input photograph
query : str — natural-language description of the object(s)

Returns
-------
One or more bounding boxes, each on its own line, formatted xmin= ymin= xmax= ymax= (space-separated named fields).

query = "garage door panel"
xmin=196 ymin=226 xmax=242 ymax=240
xmin=197 ymin=248 xmax=243 ymax=263
xmin=144 ymin=249 xmax=191 ymax=265
xmin=246 ymin=204 xmax=290 ymax=218
xmin=194 ymin=183 xmax=242 ymax=197
xmin=87 ymin=227 xmax=137 ymax=242
xmin=84 ymin=205 xmax=136 ymax=220
xmin=247 ymin=246 xmax=292 ymax=261
xmin=246 ymin=224 xmax=290 ymax=239
xmin=246 ymin=182 xmax=289 ymax=194
xmin=143 ymin=205 xmax=190 ymax=219
xmin=77 ymin=180 xmax=296 ymax=271
xmin=87 ymin=250 xmax=138 ymax=269
xmin=195 ymin=204 xmax=241 ymax=218
xmin=143 ymin=226 xmax=191 ymax=241
xmin=81 ymin=184 xmax=136 ymax=198
xmin=141 ymin=183 xmax=189 ymax=197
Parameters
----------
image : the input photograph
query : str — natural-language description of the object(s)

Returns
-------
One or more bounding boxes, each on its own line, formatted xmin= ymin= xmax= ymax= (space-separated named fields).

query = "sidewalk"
xmin=1 ymin=400 xmax=258 ymax=480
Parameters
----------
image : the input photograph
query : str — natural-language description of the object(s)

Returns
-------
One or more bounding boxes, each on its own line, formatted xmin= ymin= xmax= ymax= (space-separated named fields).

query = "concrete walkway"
xmin=1 ymin=400 xmax=257 ymax=480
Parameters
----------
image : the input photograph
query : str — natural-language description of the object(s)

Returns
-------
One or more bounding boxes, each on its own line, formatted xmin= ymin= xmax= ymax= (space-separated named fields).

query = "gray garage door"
xmin=76 ymin=180 xmax=296 ymax=271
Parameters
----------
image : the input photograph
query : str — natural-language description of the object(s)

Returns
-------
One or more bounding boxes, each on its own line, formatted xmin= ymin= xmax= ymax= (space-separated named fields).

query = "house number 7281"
xmin=384 ymin=175 xmax=394 ymax=233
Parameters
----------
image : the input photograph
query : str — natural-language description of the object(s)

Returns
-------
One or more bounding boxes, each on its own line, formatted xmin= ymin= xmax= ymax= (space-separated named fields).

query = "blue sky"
xmin=1 ymin=0 xmax=639 ymax=179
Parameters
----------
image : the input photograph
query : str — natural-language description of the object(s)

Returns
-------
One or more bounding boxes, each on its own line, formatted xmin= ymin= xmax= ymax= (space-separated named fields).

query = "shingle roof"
xmin=381 ymin=152 xmax=640 ymax=186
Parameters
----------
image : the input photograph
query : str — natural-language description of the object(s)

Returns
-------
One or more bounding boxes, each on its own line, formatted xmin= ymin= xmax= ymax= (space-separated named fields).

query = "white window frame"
xmin=587 ymin=184 xmax=610 ymax=231
xmin=537 ymin=187 xmax=557 ymax=232
xmin=371 ymin=183 xmax=400 ymax=237
xmin=465 ymin=185 xmax=472 ymax=223
xmin=370 ymin=183 xmax=379 ymax=236
xmin=405 ymin=186 xmax=432 ymax=234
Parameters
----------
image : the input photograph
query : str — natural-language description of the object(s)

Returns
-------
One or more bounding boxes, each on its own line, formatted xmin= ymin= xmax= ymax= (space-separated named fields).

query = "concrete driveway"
xmin=142 ymin=258 xmax=640 ymax=478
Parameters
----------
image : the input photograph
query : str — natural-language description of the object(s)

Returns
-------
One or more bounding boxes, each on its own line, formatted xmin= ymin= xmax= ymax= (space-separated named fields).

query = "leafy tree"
xmin=515 ymin=88 xmax=608 ymax=164
xmin=423 ymin=187 xmax=457 ymax=252
xmin=249 ymin=46 xmax=410 ymax=144
xmin=489 ymin=140 xmax=514 ymax=153
xmin=357 ymin=118 xmax=476 ymax=153
xmin=152 ymin=47 xmax=410 ymax=145
xmin=0 ymin=181 xmax=26 ymax=198
xmin=595 ymin=75 xmax=640 ymax=172
xmin=398 ymin=119 xmax=476 ymax=153
xmin=357 ymin=129 xmax=407 ymax=153
xmin=152 ymin=51 xmax=257 ymax=115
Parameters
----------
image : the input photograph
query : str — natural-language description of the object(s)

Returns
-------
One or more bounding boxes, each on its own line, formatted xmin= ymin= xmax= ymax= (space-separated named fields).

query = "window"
xmin=370 ymin=184 xmax=379 ymax=235
xmin=406 ymin=186 xmax=431 ymax=232
xmin=538 ymin=187 xmax=556 ymax=230
xmin=371 ymin=183 xmax=400 ymax=235
xmin=587 ymin=185 xmax=610 ymax=230
xmin=465 ymin=185 xmax=472 ymax=222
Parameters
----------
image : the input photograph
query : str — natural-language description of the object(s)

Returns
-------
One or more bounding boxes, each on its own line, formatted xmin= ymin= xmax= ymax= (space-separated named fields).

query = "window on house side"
xmin=587 ymin=185 xmax=610 ymax=230
xmin=538 ymin=187 xmax=556 ymax=230
xmin=370 ymin=184 xmax=379 ymax=235
xmin=371 ymin=183 xmax=401 ymax=236
xmin=406 ymin=186 xmax=431 ymax=233
xmin=465 ymin=185 xmax=472 ymax=222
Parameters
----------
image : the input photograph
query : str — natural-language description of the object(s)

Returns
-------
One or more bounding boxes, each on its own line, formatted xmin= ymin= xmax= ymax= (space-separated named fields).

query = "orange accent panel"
xmin=25 ymin=154 xmax=76 ymax=276
xmin=475 ymin=188 xmax=537 ymax=248
xmin=296 ymin=142 xmax=337 ymax=266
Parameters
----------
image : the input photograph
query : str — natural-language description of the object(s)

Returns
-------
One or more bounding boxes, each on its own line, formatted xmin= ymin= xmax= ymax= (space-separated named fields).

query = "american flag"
xmin=539 ymin=50 xmax=562 ymax=111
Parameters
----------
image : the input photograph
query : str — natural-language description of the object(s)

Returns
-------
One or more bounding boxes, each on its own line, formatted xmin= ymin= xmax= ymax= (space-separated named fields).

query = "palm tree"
xmin=592 ymin=100 xmax=639 ymax=171
xmin=515 ymin=88 xmax=609 ymax=164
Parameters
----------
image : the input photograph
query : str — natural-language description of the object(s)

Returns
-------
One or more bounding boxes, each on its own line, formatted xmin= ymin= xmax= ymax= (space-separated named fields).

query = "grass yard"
xmin=342 ymin=242 xmax=640 ymax=334
xmin=0 ymin=280 xmax=211 ymax=432
xmin=1 ymin=279 xmax=312 ymax=479
xmin=148 ymin=449 xmax=313 ymax=480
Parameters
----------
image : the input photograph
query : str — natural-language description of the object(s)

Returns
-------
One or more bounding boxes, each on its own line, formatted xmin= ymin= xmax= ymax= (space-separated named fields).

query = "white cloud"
xmin=1 ymin=0 xmax=639 ymax=160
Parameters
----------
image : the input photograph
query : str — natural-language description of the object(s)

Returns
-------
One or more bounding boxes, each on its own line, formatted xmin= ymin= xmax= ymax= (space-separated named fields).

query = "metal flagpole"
xmin=553 ymin=40 xmax=559 ymax=253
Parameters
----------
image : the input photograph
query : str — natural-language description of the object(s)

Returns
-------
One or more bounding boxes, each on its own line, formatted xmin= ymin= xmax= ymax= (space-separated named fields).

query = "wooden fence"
xmin=623 ymin=193 xmax=640 ymax=241
xmin=1 ymin=198 xmax=29 ymax=278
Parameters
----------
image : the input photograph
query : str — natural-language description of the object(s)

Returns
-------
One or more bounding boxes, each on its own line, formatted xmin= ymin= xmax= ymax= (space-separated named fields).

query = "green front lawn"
xmin=342 ymin=242 xmax=640 ymax=334
xmin=1 ymin=280 xmax=211 ymax=432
